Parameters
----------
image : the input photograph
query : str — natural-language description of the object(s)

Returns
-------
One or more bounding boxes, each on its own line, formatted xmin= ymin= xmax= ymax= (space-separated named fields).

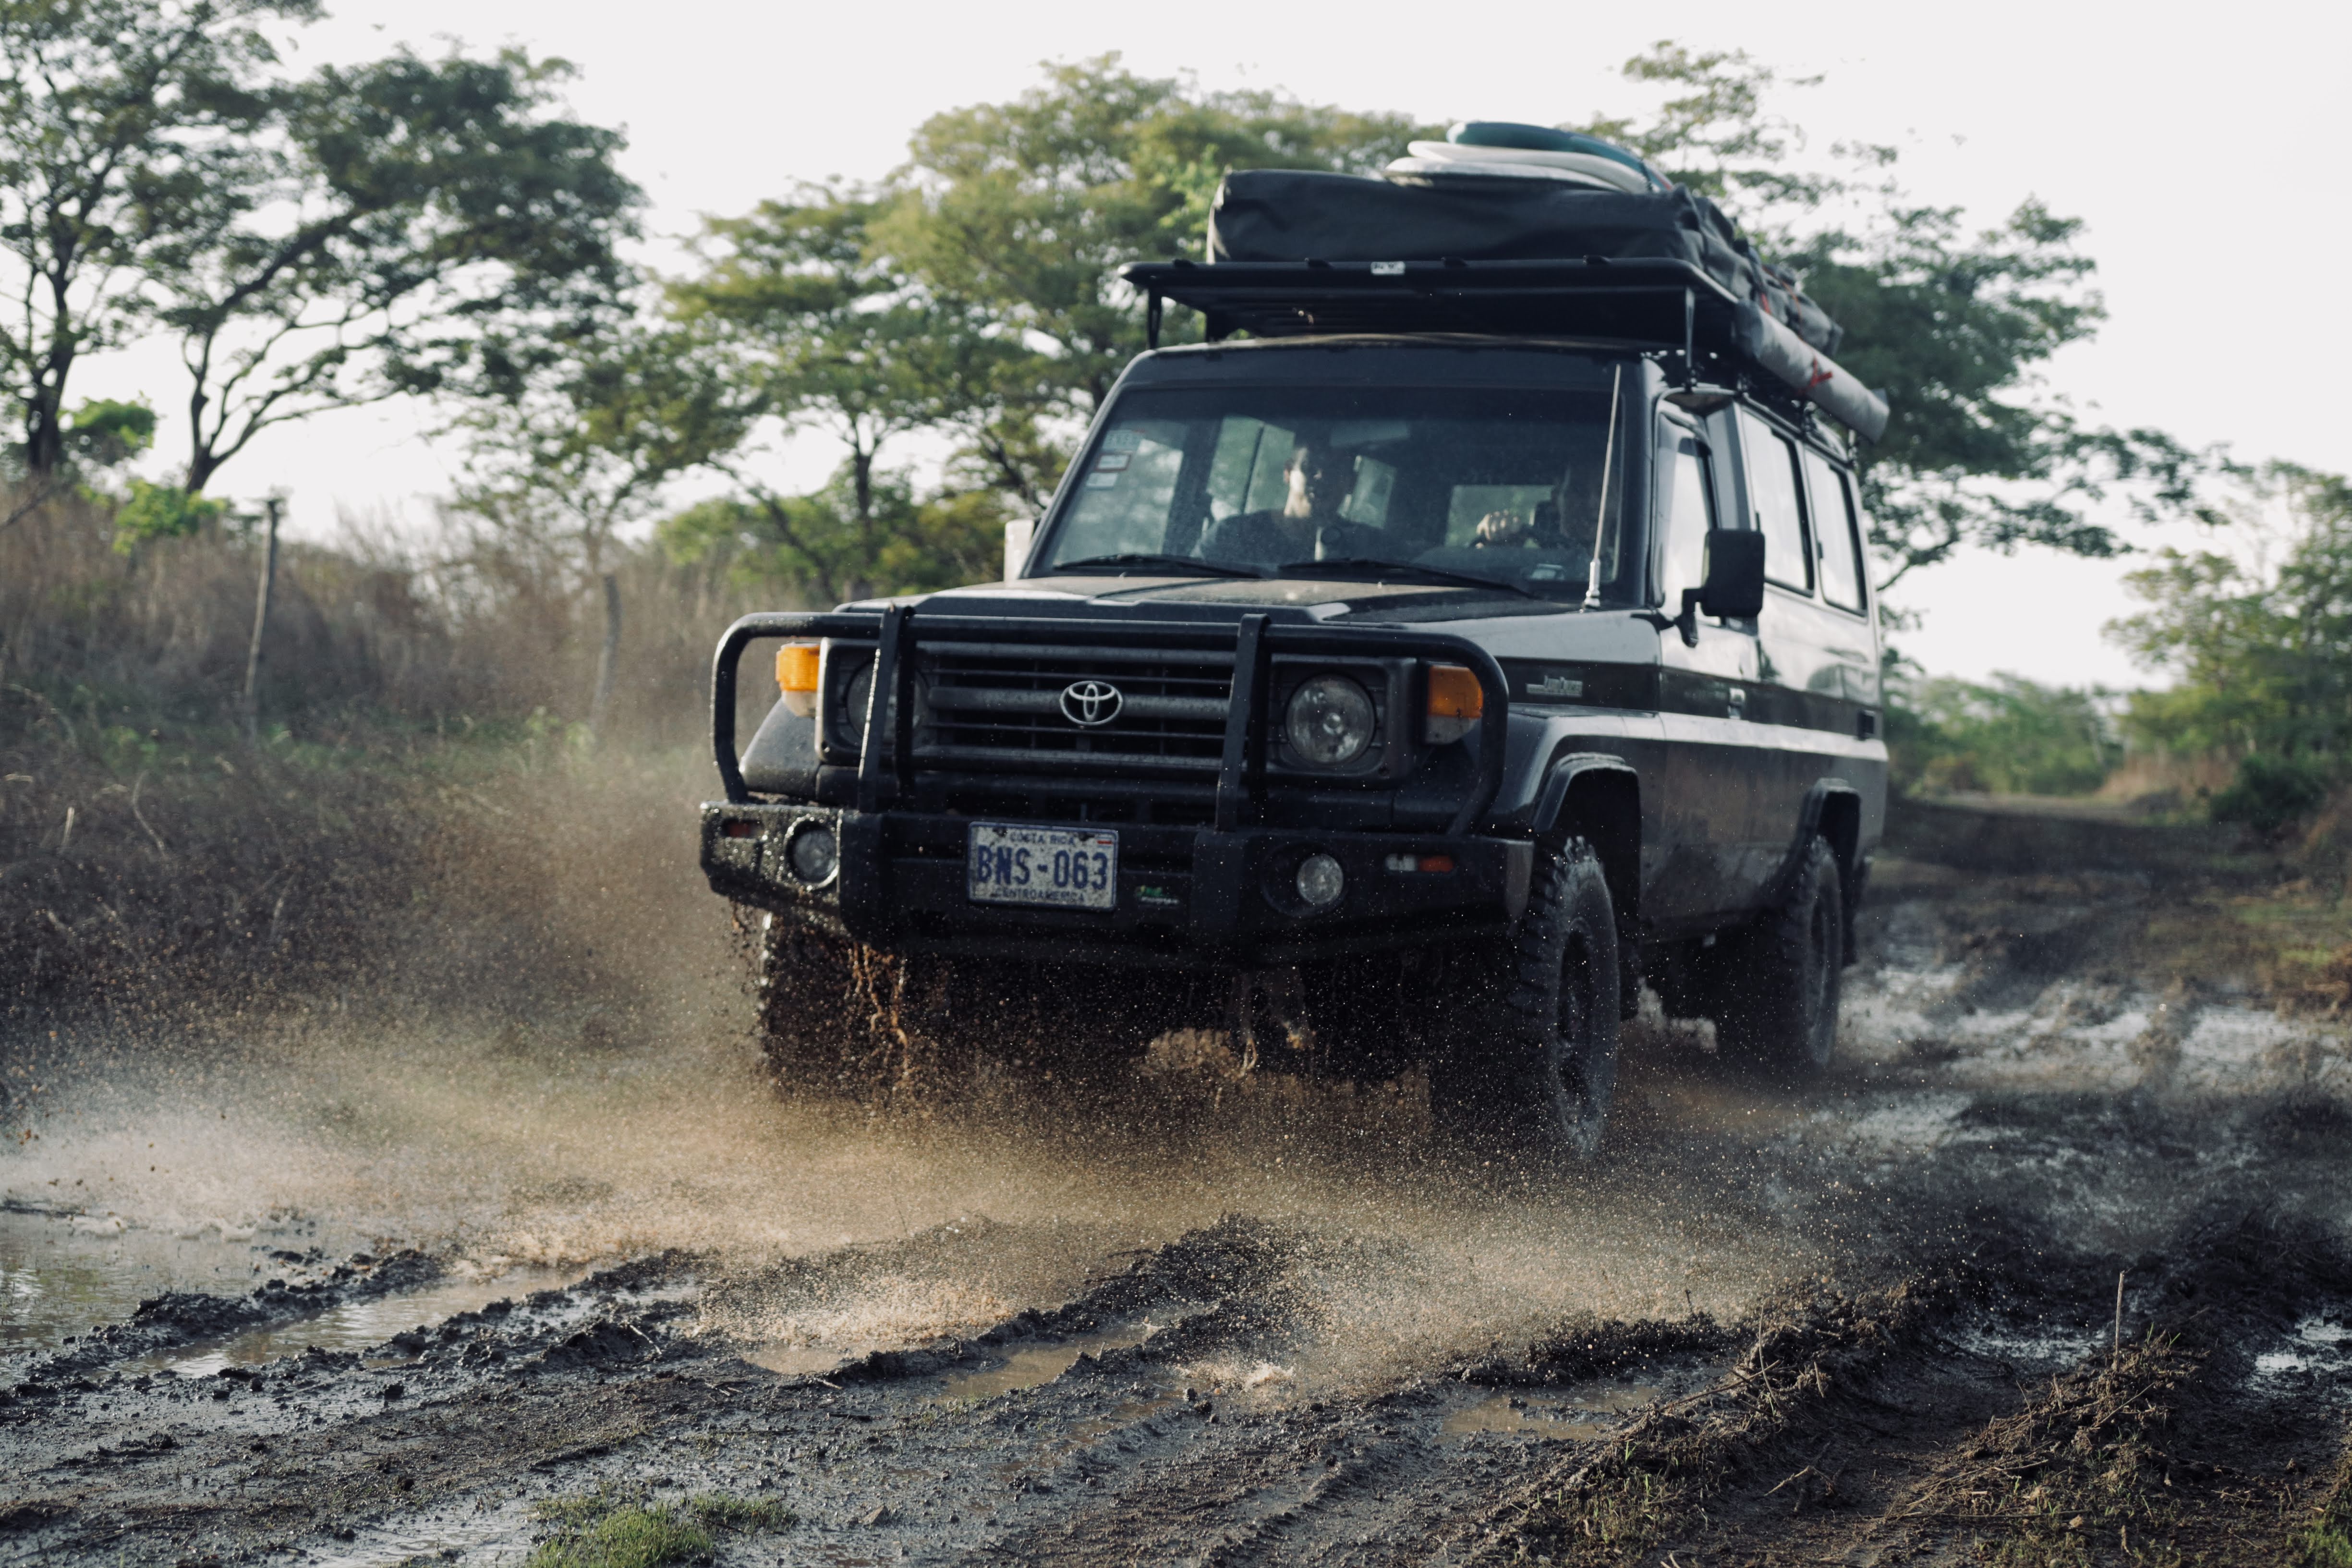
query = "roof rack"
xmin=1120 ymin=255 xmax=1889 ymax=442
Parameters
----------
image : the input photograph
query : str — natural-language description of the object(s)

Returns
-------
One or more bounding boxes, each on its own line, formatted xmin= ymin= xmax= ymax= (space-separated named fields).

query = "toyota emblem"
xmin=1059 ymin=680 xmax=1123 ymax=727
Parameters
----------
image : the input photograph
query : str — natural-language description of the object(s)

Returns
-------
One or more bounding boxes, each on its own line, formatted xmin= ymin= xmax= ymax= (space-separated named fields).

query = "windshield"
xmin=1039 ymin=375 xmax=1638 ymax=603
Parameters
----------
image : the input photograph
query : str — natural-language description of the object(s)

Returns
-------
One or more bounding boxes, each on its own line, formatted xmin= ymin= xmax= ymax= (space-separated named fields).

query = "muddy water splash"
xmin=11 ymin=827 xmax=2349 ymax=1395
xmin=3 ymin=997 xmax=1841 ymax=1389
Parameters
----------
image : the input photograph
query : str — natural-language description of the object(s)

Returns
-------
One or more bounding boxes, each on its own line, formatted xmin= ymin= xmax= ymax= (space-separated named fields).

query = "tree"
xmin=0 ymin=0 xmax=311 ymax=477
xmin=2108 ymin=465 xmax=2352 ymax=761
xmin=154 ymin=47 xmax=641 ymax=493
xmin=1889 ymin=672 xmax=2120 ymax=796
xmin=452 ymin=320 xmax=753 ymax=734
xmin=1579 ymin=45 xmax=2229 ymax=588
xmin=872 ymin=57 xmax=1434 ymax=501
xmin=0 ymin=2 xmax=639 ymax=494
xmin=658 ymin=467 xmax=1007 ymax=607
xmin=0 ymin=396 xmax=154 ymax=535
xmin=668 ymin=185 xmax=1007 ymax=549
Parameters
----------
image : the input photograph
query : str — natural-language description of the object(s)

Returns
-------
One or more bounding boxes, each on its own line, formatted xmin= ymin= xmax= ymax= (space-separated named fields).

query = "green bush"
xmin=2210 ymin=751 xmax=2334 ymax=836
xmin=527 ymin=1489 xmax=795 ymax=1568
xmin=1888 ymin=672 xmax=2119 ymax=797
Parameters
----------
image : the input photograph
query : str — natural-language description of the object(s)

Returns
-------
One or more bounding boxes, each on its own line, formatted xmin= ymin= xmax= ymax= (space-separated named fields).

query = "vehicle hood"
xmin=855 ymin=573 xmax=1573 ymax=624
xmin=837 ymin=574 xmax=1665 ymax=665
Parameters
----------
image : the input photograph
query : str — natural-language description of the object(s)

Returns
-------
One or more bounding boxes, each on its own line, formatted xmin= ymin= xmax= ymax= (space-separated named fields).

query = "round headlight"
xmin=1285 ymin=674 xmax=1376 ymax=767
xmin=836 ymin=661 xmax=873 ymax=746
xmin=786 ymin=822 xmax=839 ymax=885
xmin=1296 ymin=852 xmax=1346 ymax=909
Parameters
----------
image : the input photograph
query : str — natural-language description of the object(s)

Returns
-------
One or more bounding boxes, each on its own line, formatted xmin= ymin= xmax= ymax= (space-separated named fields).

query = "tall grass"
xmin=0 ymin=491 xmax=795 ymax=745
xmin=0 ymin=492 xmax=810 ymax=1021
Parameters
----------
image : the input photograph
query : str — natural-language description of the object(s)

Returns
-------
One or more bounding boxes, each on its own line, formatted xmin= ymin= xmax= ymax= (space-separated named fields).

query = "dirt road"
xmin=3 ymin=799 xmax=2348 ymax=1565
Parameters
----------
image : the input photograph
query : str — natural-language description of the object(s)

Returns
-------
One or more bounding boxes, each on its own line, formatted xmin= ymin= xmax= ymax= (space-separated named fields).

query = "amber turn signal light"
xmin=1424 ymin=664 xmax=1483 ymax=745
xmin=778 ymin=643 xmax=820 ymax=717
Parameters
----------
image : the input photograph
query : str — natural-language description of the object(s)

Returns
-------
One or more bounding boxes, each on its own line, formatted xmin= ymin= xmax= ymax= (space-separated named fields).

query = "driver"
xmin=1200 ymin=440 xmax=1356 ymax=566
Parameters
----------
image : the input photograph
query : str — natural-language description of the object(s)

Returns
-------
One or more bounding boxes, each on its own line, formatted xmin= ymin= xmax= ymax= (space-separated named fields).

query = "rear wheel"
xmin=1713 ymin=835 xmax=1844 ymax=1079
xmin=1430 ymin=838 xmax=1621 ymax=1157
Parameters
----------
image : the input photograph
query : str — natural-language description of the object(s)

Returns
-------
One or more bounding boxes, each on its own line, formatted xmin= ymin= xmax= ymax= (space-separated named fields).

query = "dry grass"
xmin=0 ymin=488 xmax=791 ymax=750
xmin=0 ymin=485 xmax=816 ymax=1021
xmin=1467 ymin=1276 xmax=1951 ymax=1566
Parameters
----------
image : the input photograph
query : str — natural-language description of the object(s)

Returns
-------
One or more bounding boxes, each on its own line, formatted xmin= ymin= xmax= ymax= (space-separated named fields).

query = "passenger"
xmin=1201 ymin=441 xmax=1357 ymax=566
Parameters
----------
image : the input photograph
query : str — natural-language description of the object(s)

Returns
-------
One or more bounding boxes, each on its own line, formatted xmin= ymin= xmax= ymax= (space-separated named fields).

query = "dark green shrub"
xmin=2210 ymin=751 xmax=2334 ymax=835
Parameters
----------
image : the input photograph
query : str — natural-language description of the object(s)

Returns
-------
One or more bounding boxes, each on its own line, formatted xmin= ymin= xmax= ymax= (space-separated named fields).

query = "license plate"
xmin=966 ymin=822 xmax=1119 ymax=912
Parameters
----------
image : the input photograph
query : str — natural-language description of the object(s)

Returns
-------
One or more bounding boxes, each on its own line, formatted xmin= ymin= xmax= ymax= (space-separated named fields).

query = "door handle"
xmin=1726 ymin=686 xmax=1747 ymax=719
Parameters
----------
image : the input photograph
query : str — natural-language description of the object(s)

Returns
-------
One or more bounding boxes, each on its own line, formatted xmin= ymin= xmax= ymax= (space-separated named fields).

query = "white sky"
xmin=71 ymin=0 xmax=2349 ymax=690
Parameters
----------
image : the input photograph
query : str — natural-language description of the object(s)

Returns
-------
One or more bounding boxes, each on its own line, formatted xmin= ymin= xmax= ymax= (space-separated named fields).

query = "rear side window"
xmin=1737 ymin=410 xmax=1813 ymax=593
xmin=1657 ymin=428 xmax=1716 ymax=607
xmin=1802 ymin=449 xmax=1868 ymax=612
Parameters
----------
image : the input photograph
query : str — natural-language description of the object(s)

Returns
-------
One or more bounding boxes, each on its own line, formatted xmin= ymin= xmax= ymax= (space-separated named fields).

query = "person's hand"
xmin=1474 ymin=510 xmax=1534 ymax=548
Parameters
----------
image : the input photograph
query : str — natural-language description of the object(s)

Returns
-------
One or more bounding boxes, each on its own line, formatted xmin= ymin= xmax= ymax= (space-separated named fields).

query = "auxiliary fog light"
xmin=786 ymin=822 xmax=839 ymax=885
xmin=1295 ymin=852 xmax=1346 ymax=909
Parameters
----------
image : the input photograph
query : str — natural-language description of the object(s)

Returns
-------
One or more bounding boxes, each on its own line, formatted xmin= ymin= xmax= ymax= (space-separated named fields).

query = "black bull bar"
xmin=710 ymin=607 xmax=1511 ymax=836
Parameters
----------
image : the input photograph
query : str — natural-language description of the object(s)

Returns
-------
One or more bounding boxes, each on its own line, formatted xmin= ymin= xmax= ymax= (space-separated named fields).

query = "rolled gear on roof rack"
xmin=1150 ymin=166 xmax=1889 ymax=442
xmin=1209 ymin=167 xmax=1845 ymax=358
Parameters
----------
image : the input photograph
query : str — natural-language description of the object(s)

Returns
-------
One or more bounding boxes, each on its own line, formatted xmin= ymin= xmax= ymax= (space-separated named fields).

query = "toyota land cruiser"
xmin=700 ymin=228 xmax=1890 ymax=1156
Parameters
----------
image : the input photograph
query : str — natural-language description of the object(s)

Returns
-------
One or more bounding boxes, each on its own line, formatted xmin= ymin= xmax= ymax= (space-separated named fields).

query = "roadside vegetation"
xmin=1887 ymin=673 xmax=2122 ymax=798
xmin=527 ymin=1489 xmax=795 ymax=1568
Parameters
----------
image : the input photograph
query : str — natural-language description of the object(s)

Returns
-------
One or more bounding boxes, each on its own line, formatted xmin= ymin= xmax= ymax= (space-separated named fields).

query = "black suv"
xmin=702 ymin=255 xmax=1887 ymax=1155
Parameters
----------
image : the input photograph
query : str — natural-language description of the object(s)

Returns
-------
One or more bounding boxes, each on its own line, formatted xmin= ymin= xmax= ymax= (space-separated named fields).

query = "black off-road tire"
xmin=1713 ymin=835 xmax=1844 ymax=1079
xmin=1429 ymin=838 xmax=1621 ymax=1157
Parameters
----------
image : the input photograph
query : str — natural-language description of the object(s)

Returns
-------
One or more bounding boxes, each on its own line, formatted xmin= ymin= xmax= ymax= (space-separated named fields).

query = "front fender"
xmin=1485 ymin=709 xmax=1660 ymax=834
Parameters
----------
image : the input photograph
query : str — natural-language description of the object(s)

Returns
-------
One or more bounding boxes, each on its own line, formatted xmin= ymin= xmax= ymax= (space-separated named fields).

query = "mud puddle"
xmin=124 ymin=1263 xmax=592 ymax=1377
xmin=1438 ymin=1377 xmax=1661 ymax=1439
xmin=0 ymin=1203 xmax=338 ymax=1352
xmin=2254 ymin=1311 xmax=2352 ymax=1389
xmin=932 ymin=1323 xmax=1159 ymax=1401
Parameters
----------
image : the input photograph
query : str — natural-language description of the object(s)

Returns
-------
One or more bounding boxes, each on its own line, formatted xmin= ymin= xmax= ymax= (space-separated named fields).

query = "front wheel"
xmin=1430 ymin=838 xmax=1621 ymax=1157
xmin=1713 ymin=835 xmax=1844 ymax=1079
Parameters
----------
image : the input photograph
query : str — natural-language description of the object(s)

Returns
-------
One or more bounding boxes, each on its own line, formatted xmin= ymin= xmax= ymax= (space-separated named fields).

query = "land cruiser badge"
xmin=1060 ymin=680 xmax=1123 ymax=726
xmin=1527 ymin=673 xmax=1585 ymax=699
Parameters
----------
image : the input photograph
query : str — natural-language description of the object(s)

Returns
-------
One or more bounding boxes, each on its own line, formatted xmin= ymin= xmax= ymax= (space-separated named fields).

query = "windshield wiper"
xmin=1273 ymin=557 xmax=1547 ymax=600
xmin=1049 ymin=553 xmax=1267 ymax=580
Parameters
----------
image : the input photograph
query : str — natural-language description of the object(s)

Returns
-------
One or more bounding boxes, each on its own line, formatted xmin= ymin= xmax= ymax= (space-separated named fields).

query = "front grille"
xmin=939 ymin=788 xmax=1218 ymax=830
xmin=916 ymin=641 xmax=1233 ymax=774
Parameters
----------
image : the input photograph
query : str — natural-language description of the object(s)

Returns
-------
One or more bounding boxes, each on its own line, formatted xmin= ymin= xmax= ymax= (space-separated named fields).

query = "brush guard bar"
xmin=711 ymin=609 xmax=1511 ymax=837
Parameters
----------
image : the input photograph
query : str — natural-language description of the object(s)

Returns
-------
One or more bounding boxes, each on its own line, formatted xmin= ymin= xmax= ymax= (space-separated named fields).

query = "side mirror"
xmin=1678 ymin=528 xmax=1765 ymax=644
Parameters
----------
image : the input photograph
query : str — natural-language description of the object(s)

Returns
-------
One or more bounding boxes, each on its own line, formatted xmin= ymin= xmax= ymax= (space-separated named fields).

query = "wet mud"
xmin=3 ymin=804 xmax=2349 ymax=1565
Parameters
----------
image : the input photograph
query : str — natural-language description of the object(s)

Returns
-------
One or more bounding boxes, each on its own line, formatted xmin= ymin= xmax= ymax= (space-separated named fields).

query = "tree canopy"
xmin=0 ymin=24 xmax=2250 ymax=689
xmin=648 ymin=49 xmax=2227 ymax=605
xmin=869 ymin=58 xmax=1432 ymax=505
xmin=2108 ymin=465 xmax=2352 ymax=761
xmin=655 ymin=58 xmax=1436 ymax=595
xmin=1576 ymin=44 xmax=2224 ymax=587
xmin=0 ymin=0 xmax=639 ymax=497
xmin=1885 ymin=672 xmax=2120 ymax=797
